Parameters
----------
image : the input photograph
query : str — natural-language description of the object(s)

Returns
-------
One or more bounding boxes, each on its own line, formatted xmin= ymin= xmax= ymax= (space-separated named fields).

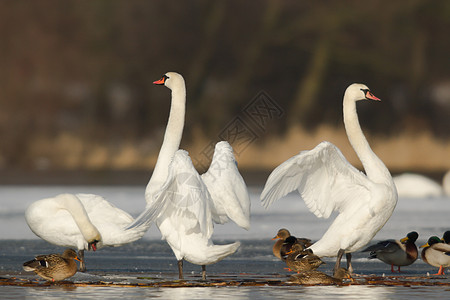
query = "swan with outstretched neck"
xmin=261 ymin=83 xmax=397 ymax=274
xmin=128 ymin=72 xmax=250 ymax=280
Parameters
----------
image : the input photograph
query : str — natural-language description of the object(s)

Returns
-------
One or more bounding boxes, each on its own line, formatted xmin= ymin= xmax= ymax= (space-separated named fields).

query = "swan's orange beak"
xmin=272 ymin=235 xmax=281 ymax=240
xmin=365 ymin=90 xmax=380 ymax=101
xmin=153 ymin=77 xmax=166 ymax=85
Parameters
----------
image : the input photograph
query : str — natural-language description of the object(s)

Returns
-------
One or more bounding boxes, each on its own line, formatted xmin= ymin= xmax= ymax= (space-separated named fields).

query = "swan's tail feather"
xmin=209 ymin=241 xmax=240 ymax=262
xmin=188 ymin=241 xmax=241 ymax=266
xmin=125 ymin=197 xmax=166 ymax=230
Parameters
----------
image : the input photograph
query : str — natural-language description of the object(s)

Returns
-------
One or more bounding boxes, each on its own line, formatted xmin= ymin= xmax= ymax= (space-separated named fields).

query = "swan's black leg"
xmin=334 ymin=249 xmax=345 ymax=274
xmin=78 ymin=250 xmax=86 ymax=272
xmin=346 ymin=252 xmax=353 ymax=274
xmin=201 ymin=265 xmax=206 ymax=280
xmin=178 ymin=260 xmax=184 ymax=279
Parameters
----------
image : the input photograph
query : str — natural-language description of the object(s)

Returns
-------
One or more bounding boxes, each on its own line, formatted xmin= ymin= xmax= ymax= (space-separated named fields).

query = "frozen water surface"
xmin=0 ymin=185 xmax=449 ymax=299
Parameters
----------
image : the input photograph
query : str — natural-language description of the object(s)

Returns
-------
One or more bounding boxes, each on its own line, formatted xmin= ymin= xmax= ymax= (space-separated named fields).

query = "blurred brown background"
xmin=0 ymin=0 xmax=449 ymax=184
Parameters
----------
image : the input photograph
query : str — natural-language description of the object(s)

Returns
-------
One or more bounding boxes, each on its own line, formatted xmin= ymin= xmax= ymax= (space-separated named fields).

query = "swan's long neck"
xmin=343 ymin=97 xmax=391 ymax=183
xmin=57 ymin=194 xmax=101 ymax=242
xmin=146 ymin=83 xmax=186 ymax=198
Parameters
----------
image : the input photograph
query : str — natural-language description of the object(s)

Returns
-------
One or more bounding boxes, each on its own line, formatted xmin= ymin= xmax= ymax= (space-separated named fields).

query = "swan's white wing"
xmin=128 ymin=150 xmax=213 ymax=239
xmin=124 ymin=193 xmax=166 ymax=230
xmin=261 ymin=141 xmax=372 ymax=218
xmin=201 ymin=141 xmax=250 ymax=230
xmin=77 ymin=194 xmax=134 ymax=226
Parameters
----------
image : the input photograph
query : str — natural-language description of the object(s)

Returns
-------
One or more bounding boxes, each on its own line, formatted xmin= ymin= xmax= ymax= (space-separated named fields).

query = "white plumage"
xmin=261 ymin=83 xmax=397 ymax=273
xmin=25 ymin=193 xmax=157 ymax=270
xmin=393 ymin=172 xmax=449 ymax=198
xmin=128 ymin=72 xmax=250 ymax=279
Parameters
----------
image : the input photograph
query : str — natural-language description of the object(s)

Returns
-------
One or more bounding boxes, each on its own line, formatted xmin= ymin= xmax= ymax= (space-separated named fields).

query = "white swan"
xmin=260 ymin=83 xmax=397 ymax=273
xmin=443 ymin=170 xmax=450 ymax=196
xmin=127 ymin=72 xmax=250 ymax=280
xmin=393 ymin=173 xmax=444 ymax=198
xmin=25 ymin=193 xmax=159 ymax=271
xmin=393 ymin=170 xmax=450 ymax=198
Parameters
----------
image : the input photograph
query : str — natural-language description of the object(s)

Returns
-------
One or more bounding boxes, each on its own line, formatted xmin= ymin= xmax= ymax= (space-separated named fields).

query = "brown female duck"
xmin=285 ymin=244 xmax=324 ymax=272
xmin=289 ymin=267 xmax=352 ymax=285
xmin=23 ymin=249 xmax=80 ymax=281
xmin=362 ymin=231 xmax=419 ymax=272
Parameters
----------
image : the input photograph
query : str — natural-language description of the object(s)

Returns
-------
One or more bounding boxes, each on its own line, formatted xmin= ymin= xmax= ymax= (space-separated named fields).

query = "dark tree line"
xmin=0 ymin=0 xmax=449 ymax=170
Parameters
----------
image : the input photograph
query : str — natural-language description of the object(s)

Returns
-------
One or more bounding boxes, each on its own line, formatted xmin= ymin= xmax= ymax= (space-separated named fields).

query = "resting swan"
xmin=261 ymin=83 xmax=397 ymax=274
xmin=393 ymin=173 xmax=444 ymax=198
xmin=127 ymin=72 xmax=250 ymax=280
xmin=25 ymin=193 xmax=159 ymax=271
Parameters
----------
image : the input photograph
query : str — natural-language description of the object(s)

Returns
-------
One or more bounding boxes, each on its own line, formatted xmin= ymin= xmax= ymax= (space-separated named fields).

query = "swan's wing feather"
xmin=261 ymin=141 xmax=371 ymax=218
xmin=77 ymin=194 xmax=134 ymax=225
xmin=201 ymin=141 xmax=250 ymax=230
xmin=129 ymin=150 xmax=213 ymax=238
xmin=124 ymin=193 xmax=166 ymax=230
xmin=162 ymin=150 xmax=213 ymax=238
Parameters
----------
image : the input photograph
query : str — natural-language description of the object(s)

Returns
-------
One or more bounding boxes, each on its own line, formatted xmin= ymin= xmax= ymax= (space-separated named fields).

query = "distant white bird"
xmin=443 ymin=170 xmax=450 ymax=196
xmin=128 ymin=72 xmax=250 ymax=280
xmin=25 ymin=193 xmax=159 ymax=271
xmin=393 ymin=173 xmax=444 ymax=198
xmin=261 ymin=83 xmax=397 ymax=274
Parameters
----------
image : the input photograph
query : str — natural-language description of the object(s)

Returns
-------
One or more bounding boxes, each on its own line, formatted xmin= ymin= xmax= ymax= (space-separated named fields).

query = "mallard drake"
xmin=285 ymin=244 xmax=324 ymax=272
xmin=280 ymin=236 xmax=303 ymax=261
xmin=289 ymin=267 xmax=352 ymax=285
xmin=272 ymin=228 xmax=312 ymax=260
xmin=442 ymin=231 xmax=450 ymax=244
xmin=420 ymin=236 xmax=450 ymax=275
xmin=23 ymin=249 xmax=80 ymax=281
xmin=362 ymin=231 xmax=419 ymax=272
